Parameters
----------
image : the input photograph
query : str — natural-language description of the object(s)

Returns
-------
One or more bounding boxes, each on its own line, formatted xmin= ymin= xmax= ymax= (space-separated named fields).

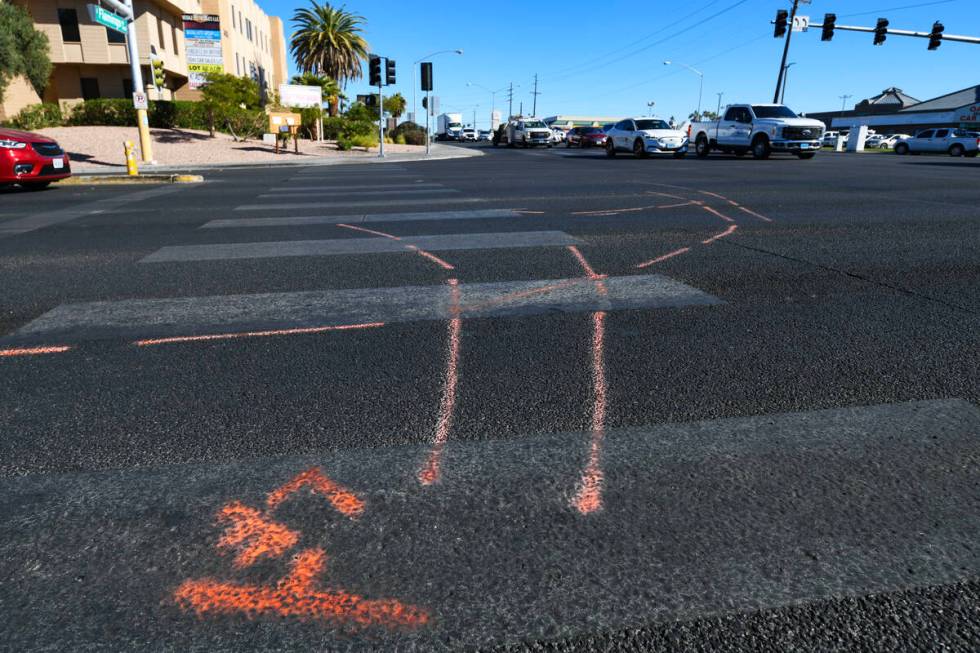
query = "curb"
xmin=61 ymin=174 xmax=205 ymax=185
xmin=71 ymin=145 xmax=484 ymax=176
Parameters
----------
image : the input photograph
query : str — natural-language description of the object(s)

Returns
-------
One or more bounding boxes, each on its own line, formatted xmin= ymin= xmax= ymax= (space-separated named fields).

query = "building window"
xmin=172 ymin=23 xmax=179 ymax=55
xmin=235 ymin=54 xmax=240 ymax=76
xmin=106 ymin=27 xmax=126 ymax=44
xmin=157 ymin=14 xmax=167 ymax=51
xmin=246 ymin=19 xmax=252 ymax=42
xmin=231 ymin=5 xmax=236 ymax=29
xmin=80 ymin=78 xmax=100 ymax=100
xmin=58 ymin=8 xmax=81 ymax=42
xmin=123 ymin=79 xmax=134 ymax=97
xmin=238 ymin=10 xmax=243 ymax=33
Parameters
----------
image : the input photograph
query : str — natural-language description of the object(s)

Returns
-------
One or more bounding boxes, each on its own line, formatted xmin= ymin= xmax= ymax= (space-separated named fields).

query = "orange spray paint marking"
xmin=700 ymin=205 xmax=735 ymax=223
xmin=515 ymin=210 xmax=546 ymax=215
xmin=635 ymin=247 xmax=691 ymax=269
xmin=266 ymin=467 xmax=365 ymax=518
xmin=134 ymin=323 xmax=384 ymax=347
xmin=702 ymin=224 xmax=738 ymax=245
xmin=216 ymin=502 xmax=300 ymax=568
xmin=174 ymin=548 xmax=430 ymax=628
xmin=566 ymin=245 xmax=608 ymax=296
xmin=336 ymin=223 xmax=402 ymax=240
xmin=572 ymin=310 xmax=608 ymax=515
xmin=337 ymin=224 xmax=455 ymax=271
xmin=698 ymin=190 xmax=773 ymax=222
xmin=0 ymin=345 xmax=71 ymax=357
xmin=418 ymin=279 xmax=462 ymax=486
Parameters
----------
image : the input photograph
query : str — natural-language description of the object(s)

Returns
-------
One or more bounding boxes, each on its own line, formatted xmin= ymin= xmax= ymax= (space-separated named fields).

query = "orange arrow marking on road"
xmin=217 ymin=502 xmax=299 ymax=568
xmin=267 ymin=467 xmax=365 ymax=517
xmin=175 ymin=548 xmax=429 ymax=628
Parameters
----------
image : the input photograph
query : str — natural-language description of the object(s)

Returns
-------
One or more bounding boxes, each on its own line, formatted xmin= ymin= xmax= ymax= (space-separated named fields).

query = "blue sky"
xmin=260 ymin=0 xmax=979 ymax=128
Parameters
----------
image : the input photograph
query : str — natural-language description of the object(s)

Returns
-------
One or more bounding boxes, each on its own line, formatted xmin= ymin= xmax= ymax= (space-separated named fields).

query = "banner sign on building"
xmin=182 ymin=14 xmax=223 ymax=90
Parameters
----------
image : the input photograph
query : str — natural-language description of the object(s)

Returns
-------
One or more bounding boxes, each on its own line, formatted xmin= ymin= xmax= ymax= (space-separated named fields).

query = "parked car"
xmin=460 ymin=128 xmax=477 ymax=142
xmin=691 ymin=104 xmax=824 ymax=159
xmin=478 ymin=130 xmax=492 ymax=142
xmin=0 ymin=128 xmax=71 ymax=190
xmin=895 ymin=128 xmax=980 ymax=156
xmin=878 ymin=134 xmax=911 ymax=150
xmin=822 ymin=131 xmax=840 ymax=147
xmin=604 ymin=117 xmax=688 ymax=158
xmin=551 ymin=128 xmax=566 ymax=144
xmin=565 ymin=126 xmax=607 ymax=148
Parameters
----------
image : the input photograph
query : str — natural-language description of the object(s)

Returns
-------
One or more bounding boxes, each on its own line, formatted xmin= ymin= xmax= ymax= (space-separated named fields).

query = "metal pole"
xmin=716 ymin=92 xmax=723 ymax=115
xmin=425 ymin=88 xmax=431 ymax=156
xmin=123 ymin=0 xmax=153 ymax=163
xmin=531 ymin=73 xmax=539 ymax=116
xmin=773 ymin=0 xmax=800 ymax=103
xmin=781 ymin=63 xmax=796 ymax=104
xmin=412 ymin=65 xmax=416 ymax=125
xmin=840 ymin=94 xmax=852 ymax=112
xmin=696 ymin=74 xmax=703 ymax=120
xmin=378 ymin=75 xmax=385 ymax=158
xmin=508 ymin=82 xmax=513 ymax=119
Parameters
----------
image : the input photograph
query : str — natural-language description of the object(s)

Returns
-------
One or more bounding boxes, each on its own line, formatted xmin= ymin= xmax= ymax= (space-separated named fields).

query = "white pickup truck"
xmin=691 ymin=104 xmax=825 ymax=159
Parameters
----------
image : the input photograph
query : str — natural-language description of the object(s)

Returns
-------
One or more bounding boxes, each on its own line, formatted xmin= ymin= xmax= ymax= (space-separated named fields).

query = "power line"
xmin=839 ymin=0 xmax=955 ymax=19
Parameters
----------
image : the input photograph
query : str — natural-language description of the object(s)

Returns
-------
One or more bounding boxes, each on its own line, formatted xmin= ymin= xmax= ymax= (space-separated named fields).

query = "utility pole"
xmin=531 ymin=73 xmax=540 ymax=116
xmin=507 ymin=82 xmax=514 ymax=119
xmin=773 ymin=0 xmax=800 ymax=103
xmin=716 ymin=92 xmax=724 ymax=115
xmin=519 ymin=100 xmax=523 ymax=117
xmin=839 ymin=94 xmax=853 ymax=112
xmin=781 ymin=62 xmax=796 ymax=104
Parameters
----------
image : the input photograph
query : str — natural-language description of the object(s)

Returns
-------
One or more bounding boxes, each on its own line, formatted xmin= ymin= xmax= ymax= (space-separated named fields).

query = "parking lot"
xmin=2 ymin=147 xmax=979 ymax=650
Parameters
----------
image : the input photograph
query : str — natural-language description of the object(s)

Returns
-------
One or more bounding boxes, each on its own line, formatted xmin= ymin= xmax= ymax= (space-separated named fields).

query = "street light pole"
xmin=412 ymin=49 xmax=462 ymax=123
xmin=663 ymin=60 xmax=703 ymax=120
xmin=646 ymin=101 xmax=656 ymax=116
xmin=716 ymin=92 xmax=724 ymax=115
xmin=840 ymin=94 xmax=853 ymax=112
xmin=781 ymin=62 xmax=796 ymax=104
xmin=468 ymin=83 xmax=508 ymax=132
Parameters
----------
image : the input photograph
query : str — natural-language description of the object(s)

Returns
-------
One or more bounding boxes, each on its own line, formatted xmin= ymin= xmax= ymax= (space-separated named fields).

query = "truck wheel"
xmin=894 ymin=142 xmax=909 ymax=155
xmin=695 ymin=135 xmax=710 ymax=158
xmin=751 ymin=136 xmax=771 ymax=160
xmin=797 ymin=152 xmax=816 ymax=160
xmin=949 ymin=144 xmax=965 ymax=157
xmin=605 ymin=140 xmax=616 ymax=157
xmin=633 ymin=139 xmax=648 ymax=158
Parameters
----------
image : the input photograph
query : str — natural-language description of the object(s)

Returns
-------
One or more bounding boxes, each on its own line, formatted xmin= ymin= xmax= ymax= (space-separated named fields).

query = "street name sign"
xmin=88 ymin=4 xmax=128 ymax=34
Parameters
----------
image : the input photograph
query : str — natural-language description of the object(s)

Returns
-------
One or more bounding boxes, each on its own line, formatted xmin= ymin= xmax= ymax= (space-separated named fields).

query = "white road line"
xmin=140 ymin=231 xmax=582 ymax=263
xmin=201 ymin=209 xmax=521 ymax=229
xmin=5 ymin=274 xmax=722 ymax=344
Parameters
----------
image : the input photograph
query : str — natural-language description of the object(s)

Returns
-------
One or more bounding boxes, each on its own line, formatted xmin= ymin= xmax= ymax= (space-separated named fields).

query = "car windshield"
xmin=635 ymin=119 xmax=671 ymax=130
xmin=523 ymin=121 xmax=547 ymax=128
xmin=449 ymin=122 xmax=461 ymax=128
xmin=751 ymin=105 xmax=798 ymax=119
xmin=584 ymin=128 xmax=604 ymax=134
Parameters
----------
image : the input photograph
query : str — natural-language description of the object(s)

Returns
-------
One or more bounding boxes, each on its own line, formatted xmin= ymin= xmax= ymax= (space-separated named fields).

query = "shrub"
xmin=348 ymin=132 xmax=378 ymax=148
xmin=391 ymin=120 xmax=425 ymax=146
xmin=321 ymin=116 xmax=346 ymax=140
xmin=67 ymin=98 xmax=134 ymax=126
xmin=149 ymin=100 xmax=208 ymax=130
xmin=298 ymin=106 xmax=322 ymax=140
xmin=7 ymin=103 xmax=63 ymax=130
xmin=395 ymin=133 xmax=406 ymax=145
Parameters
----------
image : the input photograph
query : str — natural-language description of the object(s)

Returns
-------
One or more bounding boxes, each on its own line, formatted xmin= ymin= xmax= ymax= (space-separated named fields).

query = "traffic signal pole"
xmin=811 ymin=21 xmax=979 ymax=45
xmin=121 ymin=0 xmax=153 ymax=162
xmin=773 ymin=0 xmax=800 ymax=103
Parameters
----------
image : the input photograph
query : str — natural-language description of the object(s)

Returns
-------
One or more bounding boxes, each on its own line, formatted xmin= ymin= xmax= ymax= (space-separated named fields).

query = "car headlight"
xmin=0 ymin=139 xmax=27 ymax=149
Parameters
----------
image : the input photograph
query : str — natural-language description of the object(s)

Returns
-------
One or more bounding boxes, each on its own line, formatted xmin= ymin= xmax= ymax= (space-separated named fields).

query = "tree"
xmin=290 ymin=72 xmax=344 ymax=114
xmin=200 ymin=73 xmax=261 ymax=139
xmin=382 ymin=93 xmax=406 ymax=119
xmin=0 ymin=3 xmax=52 ymax=103
xmin=688 ymin=110 xmax=719 ymax=122
xmin=290 ymin=2 xmax=369 ymax=116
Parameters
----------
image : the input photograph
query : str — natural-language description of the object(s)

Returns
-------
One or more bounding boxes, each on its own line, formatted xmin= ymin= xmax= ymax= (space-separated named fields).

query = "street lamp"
xmin=412 ymin=49 xmax=463 ymax=124
xmin=716 ymin=92 xmax=724 ymax=116
xmin=780 ymin=62 xmax=796 ymax=104
xmin=663 ymin=60 xmax=703 ymax=120
xmin=468 ymin=82 xmax=509 ymax=131
xmin=839 ymin=94 xmax=853 ymax=112
xmin=646 ymin=101 xmax=656 ymax=116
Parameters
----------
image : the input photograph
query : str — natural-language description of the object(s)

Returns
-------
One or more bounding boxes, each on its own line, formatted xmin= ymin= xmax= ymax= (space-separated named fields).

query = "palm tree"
xmin=290 ymin=2 xmax=369 ymax=116
xmin=383 ymin=93 xmax=406 ymax=119
xmin=290 ymin=72 xmax=344 ymax=113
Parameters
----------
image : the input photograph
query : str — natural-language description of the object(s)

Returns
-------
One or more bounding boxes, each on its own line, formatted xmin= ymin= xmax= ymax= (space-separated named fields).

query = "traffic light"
xmin=420 ymin=62 xmax=433 ymax=91
xmin=821 ymin=13 xmax=836 ymax=41
xmin=368 ymin=55 xmax=382 ymax=86
xmin=385 ymin=59 xmax=396 ymax=86
xmin=928 ymin=21 xmax=944 ymax=50
xmin=873 ymin=18 xmax=889 ymax=45
xmin=150 ymin=56 xmax=165 ymax=90
xmin=774 ymin=9 xmax=788 ymax=38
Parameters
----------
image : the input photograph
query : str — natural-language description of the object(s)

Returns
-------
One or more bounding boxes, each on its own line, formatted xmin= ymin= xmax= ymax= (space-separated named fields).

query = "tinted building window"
xmin=58 ymin=8 xmax=81 ymax=42
xmin=107 ymin=27 xmax=126 ymax=44
xmin=80 ymin=78 xmax=101 ymax=100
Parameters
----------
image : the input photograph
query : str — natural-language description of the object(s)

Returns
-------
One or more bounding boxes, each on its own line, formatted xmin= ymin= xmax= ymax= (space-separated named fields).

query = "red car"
xmin=565 ymin=126 xmax=608 ymax=148
xmin=0 ymin=128 xmax=71 ymax=190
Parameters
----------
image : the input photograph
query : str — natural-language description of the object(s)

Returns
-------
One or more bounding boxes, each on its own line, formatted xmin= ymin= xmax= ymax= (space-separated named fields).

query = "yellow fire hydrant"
xmin=124 ymin=140 xmax=139 ymax=176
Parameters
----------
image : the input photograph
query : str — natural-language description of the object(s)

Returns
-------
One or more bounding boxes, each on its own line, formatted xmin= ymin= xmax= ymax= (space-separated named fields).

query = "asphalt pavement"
xmin=1 ymin=144 xmax=979 ymax=651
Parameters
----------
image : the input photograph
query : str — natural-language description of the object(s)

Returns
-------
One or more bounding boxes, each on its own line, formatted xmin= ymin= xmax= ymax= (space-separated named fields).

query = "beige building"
xmin=189 ymin=0 xmax=288 ymax=100
xmin=1 ymin=0 xmax=288 ymax=120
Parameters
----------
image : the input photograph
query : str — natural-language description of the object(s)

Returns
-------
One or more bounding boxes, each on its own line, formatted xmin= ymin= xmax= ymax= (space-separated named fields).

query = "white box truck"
xmin=436 ymin=113 xmax=464 ymax=141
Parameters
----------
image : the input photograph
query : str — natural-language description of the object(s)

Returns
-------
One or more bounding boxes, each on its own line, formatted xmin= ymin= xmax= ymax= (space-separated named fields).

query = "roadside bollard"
xmin=124 ymin=141 xmax=139 ymax=176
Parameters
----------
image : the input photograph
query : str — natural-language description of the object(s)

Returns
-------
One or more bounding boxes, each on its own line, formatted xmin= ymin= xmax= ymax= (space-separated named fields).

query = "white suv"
xmin=895 ymin=128 xmax=980 ymax=157
xmin=605 ymin=117 xmax=688 ymax=158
